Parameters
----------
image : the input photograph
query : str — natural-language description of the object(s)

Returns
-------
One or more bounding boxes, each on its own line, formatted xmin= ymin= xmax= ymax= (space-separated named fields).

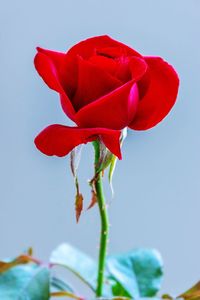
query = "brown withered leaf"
xmin=75 ymin=192 xmax=83 ymax=223
xmin=27 ymin=247 xmax=33 ymax=256
xmin=87 ymin=190 xmax=97 ymax=210
xmin=0 ymin=255 xmax=36 ymax=274
xmin=51 ymin=291 xmax=84 ymax=299
xmin=162 ymin=294 xmax=173 ymax=299
xmin=70 ymin=147 xmax=84 ymax=222
xmin=178 ymin=281 xmax=200 ymax=300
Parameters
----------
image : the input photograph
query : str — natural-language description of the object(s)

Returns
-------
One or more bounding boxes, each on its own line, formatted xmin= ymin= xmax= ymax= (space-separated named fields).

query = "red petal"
xmin=129 ymin=56 xmax=150 ymax=99
xmin=129 ymin=57 xmax=148 ymax=82
xmin=72 ymin=57 xmax=122 ymax=111
xmin=129 ymin=57 xmax=179 ymax=130
xmin=67 ymin=35 xmax=141 ymax=59
xmin=88 ymin=55 xmax=148 ymax=85
xmin=34 ymin=48 xmax=76 ymax=120
xmin=89 ymin=54 xmax=119 ymax=78
xmin=34 ymin=49 xmax=63 ymax=92
xmin=35 ymin=125 xmax=122 ymax=159
xmin=75 ymin=81 xmax=139 ymax=130
xmin=89 ymin=54 xmax=132 ymax=83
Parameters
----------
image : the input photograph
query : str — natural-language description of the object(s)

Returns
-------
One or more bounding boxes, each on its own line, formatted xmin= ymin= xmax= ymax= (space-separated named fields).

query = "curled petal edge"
xmin=34 ymin=125 xmax=122 ymax=159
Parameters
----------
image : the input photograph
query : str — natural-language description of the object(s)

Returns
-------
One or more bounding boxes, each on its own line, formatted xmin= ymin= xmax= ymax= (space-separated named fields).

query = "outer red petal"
xmin=72 ymin=57 xmax=122 ymax=111
xmin=129 ymin=57 xmax=179 ymax=130
xmin=34 ymin=48 xmax=76 ymax=120
xmin=75 ymin=81 xmax=139 ymax=130
xmin=34 ymin=49 xmax=63 ymax=92
xmin=129 ymin=57 xmax=150 ymax=100
xmin=67 ymin=35 xmax=142 ymax=59
xmin=129 ymin=57 xmax=148 ymax=82
xmin=35 ymin=125 xmax=122 ymax=159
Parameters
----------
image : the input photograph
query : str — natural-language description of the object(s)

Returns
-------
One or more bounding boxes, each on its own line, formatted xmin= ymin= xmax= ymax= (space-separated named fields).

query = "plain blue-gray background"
xmin=1 ymin=0 xmax=200 ymax=297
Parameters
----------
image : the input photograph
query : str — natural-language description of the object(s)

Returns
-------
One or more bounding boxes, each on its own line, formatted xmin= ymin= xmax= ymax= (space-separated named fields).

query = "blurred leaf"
xmin=162 ymin=294 xmax=174 ymax=299
xmin=0 ymin=264 xmax=50 ymax=299
xmin=23 ymin=247 xmax=33 ymax=256
xmin=178 ymin=281 xmax=200 ymax=300
xmin=107 ymin=249 xmax=163 ymax=298
xmin=51 ymin=276 xmax=74 ymax=293
xmin=50 ymin=243 xmax=97 ymax=291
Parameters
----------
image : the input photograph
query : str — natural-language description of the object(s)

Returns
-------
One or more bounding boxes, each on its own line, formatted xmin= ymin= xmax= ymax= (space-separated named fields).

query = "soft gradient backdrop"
xmin=1 ymin=0 xmax=200 ymax=297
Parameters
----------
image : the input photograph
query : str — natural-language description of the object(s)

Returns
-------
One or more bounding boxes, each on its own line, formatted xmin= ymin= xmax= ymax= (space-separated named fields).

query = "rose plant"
xmin=0 ymin=35 xmax=199 ymax=300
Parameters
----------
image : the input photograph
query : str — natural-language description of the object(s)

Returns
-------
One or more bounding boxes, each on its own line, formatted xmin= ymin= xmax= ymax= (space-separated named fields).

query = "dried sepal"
xmin=75 ymin=193 xmax=83 ymax=223
xmin=70 ymin=146 xmax=84 ymax=222
xmin=70 ymin=145 xmax=83 ymax=177
xmin=87 ymin=190 xmax=97 ymax=210
xmin=108 ymin=128 xmax=127 ymax=194
xmin=75 ymin=177 xmax=83 ymax=223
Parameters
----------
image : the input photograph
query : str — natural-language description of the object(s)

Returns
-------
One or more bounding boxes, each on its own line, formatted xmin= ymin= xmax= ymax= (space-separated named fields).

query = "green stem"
xmin=93 ymin=141 xmax=109 ymax=297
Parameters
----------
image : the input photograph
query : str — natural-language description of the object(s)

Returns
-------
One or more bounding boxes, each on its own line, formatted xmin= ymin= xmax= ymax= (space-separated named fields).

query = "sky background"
xmin=1 ymin=0 xmax=200 ymax=297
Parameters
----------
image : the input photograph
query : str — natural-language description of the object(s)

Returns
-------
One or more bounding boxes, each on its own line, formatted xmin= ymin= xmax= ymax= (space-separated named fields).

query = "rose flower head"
xmin=34 ymin=35 xmax=179 ymax=159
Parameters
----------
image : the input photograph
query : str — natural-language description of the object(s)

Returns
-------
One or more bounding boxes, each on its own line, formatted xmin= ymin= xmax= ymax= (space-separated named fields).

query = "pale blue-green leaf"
xmin=51 ymin=276 xmax=74 ymax=293
xmin=107 ymin=249 xmax=163 ymax=298
xmin=0 ymin=264 xmax=50 ymax=300
xmin=50 ymin=243 xmax=97 ymax=291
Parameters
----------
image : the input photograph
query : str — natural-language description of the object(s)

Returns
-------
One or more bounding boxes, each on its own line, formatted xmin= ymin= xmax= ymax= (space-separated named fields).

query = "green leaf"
xmin=50 ymin=243 xmax=97 ymax=291
xmin=110 ymin=277 xmax=131 ymax=298
xmin=96 ymin=148 xmax=115 ymax=174
xmin=108 ymin=154 xmax=117 ymax=194
xmin=107 ymin=249 xmax=163 ymax=298
xmin=0 ymin=264 xmax=50 ymax=300
xmin=108 ymin=128 xmax=127 ymax=195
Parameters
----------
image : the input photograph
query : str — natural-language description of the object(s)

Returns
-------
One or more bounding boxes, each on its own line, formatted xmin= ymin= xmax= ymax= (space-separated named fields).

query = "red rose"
xmin=34 ymin=35 xmax=179 ymax=159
